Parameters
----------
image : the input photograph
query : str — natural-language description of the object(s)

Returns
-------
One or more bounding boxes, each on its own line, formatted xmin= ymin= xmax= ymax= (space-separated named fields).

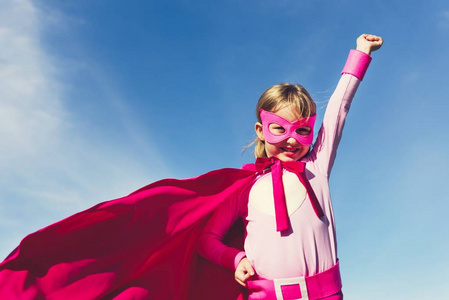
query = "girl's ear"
xmin=254 ymin=122 xmax=265 ymax=141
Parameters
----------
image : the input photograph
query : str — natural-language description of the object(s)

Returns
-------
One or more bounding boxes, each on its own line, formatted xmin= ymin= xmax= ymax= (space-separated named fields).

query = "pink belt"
xmin=246 ymin=261 xmax=342 ymax=300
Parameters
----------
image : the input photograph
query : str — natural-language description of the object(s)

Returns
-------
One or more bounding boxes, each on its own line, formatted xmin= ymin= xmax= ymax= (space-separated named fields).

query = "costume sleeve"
xmin=308 ymin=49 xmax=372 ymax=177
xmin=197 ymin=192 xmax=247 ymax=271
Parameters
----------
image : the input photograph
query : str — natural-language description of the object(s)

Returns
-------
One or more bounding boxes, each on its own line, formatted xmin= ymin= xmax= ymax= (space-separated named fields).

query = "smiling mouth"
xmin=281 ymin=147 xmax=299 ymax=153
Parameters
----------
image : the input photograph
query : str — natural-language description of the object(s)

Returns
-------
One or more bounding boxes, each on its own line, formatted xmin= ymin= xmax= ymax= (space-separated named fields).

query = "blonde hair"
xmin=249 ymin=83 xmax=316 ymax=158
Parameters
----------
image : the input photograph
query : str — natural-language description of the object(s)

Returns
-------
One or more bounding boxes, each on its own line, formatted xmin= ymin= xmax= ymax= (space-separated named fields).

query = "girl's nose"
xmin=286 ymin=137 xmax=299 ymax=145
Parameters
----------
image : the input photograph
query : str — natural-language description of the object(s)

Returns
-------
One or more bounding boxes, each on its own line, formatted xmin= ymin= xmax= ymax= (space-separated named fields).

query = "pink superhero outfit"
xmin=0 ymin=49 xmax=371 ymax=300
xmin=197 ymin=49 xmax=372 ymax=299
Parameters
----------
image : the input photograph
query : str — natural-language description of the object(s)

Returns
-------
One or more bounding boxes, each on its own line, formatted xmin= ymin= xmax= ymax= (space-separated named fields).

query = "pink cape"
xmin=0 ymin=168 xmax=258 ymax=299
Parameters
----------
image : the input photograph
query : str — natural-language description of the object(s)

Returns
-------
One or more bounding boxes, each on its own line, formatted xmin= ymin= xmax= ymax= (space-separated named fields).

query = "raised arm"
xmin=307 ymin=34 xmax=383 ymax=177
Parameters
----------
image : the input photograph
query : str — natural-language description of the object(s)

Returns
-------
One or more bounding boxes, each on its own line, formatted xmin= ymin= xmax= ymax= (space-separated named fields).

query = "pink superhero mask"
xmin=260 ymin=109 xmax=316 ymax=145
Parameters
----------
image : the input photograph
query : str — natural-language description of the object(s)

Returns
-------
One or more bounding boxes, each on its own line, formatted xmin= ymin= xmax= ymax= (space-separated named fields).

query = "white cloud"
xmin=0 ymin=0 xmax=171 ymax=259
xmin=0 ymin=0 xmax=63 ymax=163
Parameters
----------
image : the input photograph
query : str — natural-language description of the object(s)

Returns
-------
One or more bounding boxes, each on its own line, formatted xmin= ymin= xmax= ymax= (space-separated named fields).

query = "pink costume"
xmin=0 ymin=50 xmax=371 ymax=300
xmin=197 ymin=49 xmax=372 ymax=299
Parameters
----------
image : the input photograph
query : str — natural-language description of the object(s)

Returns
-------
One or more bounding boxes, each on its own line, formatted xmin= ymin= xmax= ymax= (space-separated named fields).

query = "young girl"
xmin=0 ymin=34 xmax=382 ymax=300
xmin=196 ymin=34 xmax=383 ymax=299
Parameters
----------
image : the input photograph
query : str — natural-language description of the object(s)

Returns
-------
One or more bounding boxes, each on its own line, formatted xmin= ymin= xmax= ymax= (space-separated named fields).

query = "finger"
xmin=237 ymin=279 xmax=247 ymax=287
xmin=245 ymin=263 xmax=255 ymax=276
xmin=370 ymin=35 xmax=382 ymax=42
xmin=238 ymin=269 xmax=253 ymax=283
xmin=371 ymin=38 xmax=383 ymax=45
xmin=236 ymin=270 xmax=249 ymax=282
xmin=235 ymin=275 xmax=247 ymax=287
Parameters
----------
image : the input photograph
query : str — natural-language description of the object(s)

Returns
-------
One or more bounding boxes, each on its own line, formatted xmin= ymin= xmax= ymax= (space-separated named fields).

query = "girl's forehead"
xmin=272 ymin=105 xmax=303 ymax=121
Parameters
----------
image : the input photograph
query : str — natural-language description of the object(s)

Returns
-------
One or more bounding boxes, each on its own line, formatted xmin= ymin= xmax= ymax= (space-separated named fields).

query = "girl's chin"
xmin=275 ymin=153 xmax=302 ymax=162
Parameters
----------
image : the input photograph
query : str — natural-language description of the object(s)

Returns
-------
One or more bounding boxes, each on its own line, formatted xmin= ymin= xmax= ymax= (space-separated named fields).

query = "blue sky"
xmin=1 ymin=0 xmax=449 ymax=299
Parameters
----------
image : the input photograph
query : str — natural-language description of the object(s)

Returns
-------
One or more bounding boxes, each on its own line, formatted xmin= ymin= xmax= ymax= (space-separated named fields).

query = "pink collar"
xmin=254 ymin=157 xmax=323 ymax=232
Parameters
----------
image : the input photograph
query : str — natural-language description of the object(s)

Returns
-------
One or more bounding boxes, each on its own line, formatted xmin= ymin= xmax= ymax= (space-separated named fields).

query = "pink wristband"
xmin=341 ymin=49 xmax=372 ymax=81
xmin=234 ymin=251 xmax=247 ymax=270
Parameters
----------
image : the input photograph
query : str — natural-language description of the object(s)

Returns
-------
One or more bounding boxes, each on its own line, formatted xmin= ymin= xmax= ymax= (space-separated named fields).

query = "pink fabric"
xmin=281 ymin=284 xmax=302 ymax=299
xmin=254 ymin=157 xmax=323 ymax=232
xmin=260 ymin=109 xmax=316 ymax=145
xmin=246 ymin=279 xmax=275 ymax=299
xmin=247 ymin=261 xmax=342 ymax=300
xmin=341 ymin=49 xmax=372 ymax=80
xmin=0 ymin=168 xmax=256 ymax=299
xmin=234 ymin=251 xmax=247 ymax=269
xmin=306 ymin=261 xmax=342 ymax=297
xmin=272 ymin=158 xmax=289 ymax=231
xmin=195 ymin=181 xmax=252 ymax=272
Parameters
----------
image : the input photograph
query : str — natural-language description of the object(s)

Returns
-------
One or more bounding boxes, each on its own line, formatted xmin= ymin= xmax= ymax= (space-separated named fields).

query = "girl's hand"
xmin=235 ymin=257 xmax=255 ymax=287
xmin=356 ymin=34 xmax=383 ymax=55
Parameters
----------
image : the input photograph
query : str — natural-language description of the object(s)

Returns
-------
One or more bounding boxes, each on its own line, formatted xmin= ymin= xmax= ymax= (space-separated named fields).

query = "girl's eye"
xmin=269 ymin=124 xmax=285 ymax=134
xmin=296 ymin=127 xmax=311 ymax=136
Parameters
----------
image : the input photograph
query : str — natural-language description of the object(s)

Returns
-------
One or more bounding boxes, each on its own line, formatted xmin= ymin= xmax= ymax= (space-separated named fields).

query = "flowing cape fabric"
xmin=0 ymin=168 xmax=257 ymax=299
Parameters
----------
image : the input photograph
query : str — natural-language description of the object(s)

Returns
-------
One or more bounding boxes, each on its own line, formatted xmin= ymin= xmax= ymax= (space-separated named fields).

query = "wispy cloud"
xmin=0 ymin=0 xmax=63 ymax=164
xmin=0 ymin=0 xmax=170 ymax=258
